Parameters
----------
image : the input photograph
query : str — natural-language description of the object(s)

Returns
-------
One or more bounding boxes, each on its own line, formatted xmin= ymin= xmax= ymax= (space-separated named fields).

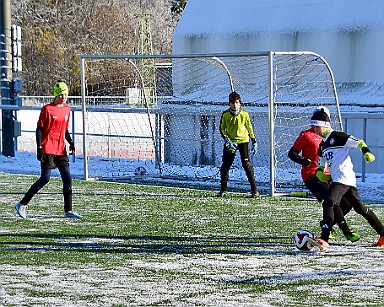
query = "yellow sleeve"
xmin=244 ymin=112 xmax=255 ymax=139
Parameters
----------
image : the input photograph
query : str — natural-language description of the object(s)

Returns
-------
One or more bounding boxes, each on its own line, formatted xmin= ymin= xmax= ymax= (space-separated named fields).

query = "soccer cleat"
xmin=15 ymin=202 xmax=28 ymax=219
xmin=64 ymin=211 xmax=82 ymax=219
xmin=344 ymin=232 xmax=360 ymax=242
xmin=250 ymin=191 xmax=260 ymax=198
xmin=320 ymin=220 xmax=334 ymax=240
xmin=216 ymin=191 xmax=226 ymax=197
xmin=372 ymin=236 xmax=384 ymax=247
xmin=307 ymin=237 xmax=329 ymax=252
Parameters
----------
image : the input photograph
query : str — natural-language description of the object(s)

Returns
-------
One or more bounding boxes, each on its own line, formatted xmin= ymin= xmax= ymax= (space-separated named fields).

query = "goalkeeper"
xmin=288 ymin=106 xmax=359 ymax=243
xmin=217 ymin=91 xmax=259 ymax=198
xmin=309 ymin=107 xmax=384 ymax=250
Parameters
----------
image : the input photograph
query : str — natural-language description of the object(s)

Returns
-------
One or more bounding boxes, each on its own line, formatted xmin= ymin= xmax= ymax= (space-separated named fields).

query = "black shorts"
xmin=304 ymin=175 xmax=330 ymax=202
xmin=41 ymin=154 xmax=70 ymax=169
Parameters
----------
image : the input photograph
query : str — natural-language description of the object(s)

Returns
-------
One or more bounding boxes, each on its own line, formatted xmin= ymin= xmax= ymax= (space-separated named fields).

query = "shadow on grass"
xmin=0 ymin=233 xmax=297 ymax=255
xmin=227 ymin=269 xmax=384 ymax=285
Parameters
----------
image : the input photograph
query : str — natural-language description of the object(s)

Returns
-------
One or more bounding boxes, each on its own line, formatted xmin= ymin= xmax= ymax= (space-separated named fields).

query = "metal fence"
xmin=3 ymin=103 xmax=384 ymax=186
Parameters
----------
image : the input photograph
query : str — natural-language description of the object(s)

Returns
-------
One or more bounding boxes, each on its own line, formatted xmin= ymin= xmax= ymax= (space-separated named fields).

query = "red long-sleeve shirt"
xmin=292 ymin=127 xmax=323 ymax=182
xmin=37 ymin=103 xmax=71 ymax=155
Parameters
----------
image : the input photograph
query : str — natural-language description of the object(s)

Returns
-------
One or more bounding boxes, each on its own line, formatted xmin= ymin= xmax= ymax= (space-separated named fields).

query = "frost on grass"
xmin=1 ymin=172 xmax=384 ymax=306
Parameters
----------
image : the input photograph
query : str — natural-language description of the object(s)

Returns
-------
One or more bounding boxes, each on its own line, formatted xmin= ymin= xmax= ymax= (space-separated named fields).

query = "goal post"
xmin=269 ymin=51 xmax=343 ymax=196
xmin=79 ymin=51 xmax=341 ymax=196
xmin=268 ymin=51 xmax=342 ymax=195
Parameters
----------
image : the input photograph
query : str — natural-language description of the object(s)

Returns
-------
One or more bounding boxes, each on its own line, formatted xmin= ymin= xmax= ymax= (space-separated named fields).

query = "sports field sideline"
xmin=0 ymin=172 xmax=383 ymax=306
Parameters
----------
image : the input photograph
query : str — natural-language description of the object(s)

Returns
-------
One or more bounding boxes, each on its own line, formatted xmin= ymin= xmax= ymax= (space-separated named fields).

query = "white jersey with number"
xmin=318 ymin=130 xmax=360 ymax=187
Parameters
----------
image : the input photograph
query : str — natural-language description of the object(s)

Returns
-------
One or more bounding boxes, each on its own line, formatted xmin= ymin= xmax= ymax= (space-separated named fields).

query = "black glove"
xmin=301 ymin=157 xmax=311 ymax=167
xmin=69 ymin=142 xmax=75 ymax=154
xmin=37 ymin=147 xmax=43 ymax=161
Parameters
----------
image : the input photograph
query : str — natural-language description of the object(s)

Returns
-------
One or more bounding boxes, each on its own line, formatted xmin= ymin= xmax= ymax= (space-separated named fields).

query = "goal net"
xmin=79 ymin=52 xmax=341 ymax=195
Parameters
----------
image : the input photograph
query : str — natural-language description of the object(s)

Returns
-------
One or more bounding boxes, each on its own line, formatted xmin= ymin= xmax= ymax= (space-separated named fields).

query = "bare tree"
xmin=10 ymin=0 xmax=182 ymax=95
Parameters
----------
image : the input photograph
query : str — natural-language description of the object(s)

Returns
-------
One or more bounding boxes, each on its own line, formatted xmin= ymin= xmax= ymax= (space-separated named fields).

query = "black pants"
xmin=305 ymin=175 xmax=352 ymax=222
xmin=220 ymin=142 xmax=257 ymax=192
xmin=20 ymin=155 xmax=73 ymax=212
xmin=321 ymin=182 xmax=384 ymax=240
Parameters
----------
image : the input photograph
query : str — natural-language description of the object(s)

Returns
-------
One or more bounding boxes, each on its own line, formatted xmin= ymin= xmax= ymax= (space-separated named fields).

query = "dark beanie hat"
xmin=229 ymin=91 xmax=241 ymax=102
xmin=310 ymin=107 xmax=331 ymax=128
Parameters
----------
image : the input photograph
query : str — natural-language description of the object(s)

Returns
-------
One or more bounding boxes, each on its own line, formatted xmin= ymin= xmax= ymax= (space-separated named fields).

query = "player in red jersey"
xmin=15 ymin=81 xmax=81 ymax=219
xmin=288 ymin=106 xmax=359 ymax=243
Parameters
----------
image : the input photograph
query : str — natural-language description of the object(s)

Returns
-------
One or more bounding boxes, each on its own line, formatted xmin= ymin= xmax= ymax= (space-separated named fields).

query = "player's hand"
xmin=36 ymin=147 xmax=43 ymax=161
xmin=69 ymin=142 xmax=75 ymax=155
xmin=251 ymin=138 xmax=258 ymax=155
xmin=364 ymin=152 xmax=375 ymax=163
xmin=301 ymin=158 xmax=312 ymax=167
xmin=316 ymin=166 xmax=331 ymax=182
xmin=224 ymin=138 xmax=237 ymax=153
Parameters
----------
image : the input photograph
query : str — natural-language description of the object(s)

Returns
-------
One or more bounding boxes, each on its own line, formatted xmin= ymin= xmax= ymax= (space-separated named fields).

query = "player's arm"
xmin=244 ymin=113 xmax=258 ymax=154
xmin=65 ymin=129 xmax=73 ymax=144
xmin=35 ymin=126 xmax=43 ymax=161
xmin=356 ymin=138 xmax=375 ymax=162
xmin=316 ymin=156 xmax=331 ymax=182
xmin=345 ymin=134 xmax=375 ymax=162
xmin=219 ymin=112 xmax=236 ymax=153
xmin=219 ymin=112 xmax=228 ymax=139
xmin=65 ymin=130 xmax=75 ymax=153
xmin=244 ymin=113 xmax=255 ymax=140
xmin=288 ymin=147 xmax=311 ymax=167
xmin=345 ymin=134 xmax=361 ymax=149
xmin=36 ymin=126 xmax=42 ymax=148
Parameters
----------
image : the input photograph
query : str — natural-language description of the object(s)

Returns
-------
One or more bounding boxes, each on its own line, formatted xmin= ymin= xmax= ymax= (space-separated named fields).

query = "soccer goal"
xmin=79 ymin=51 xmax=342 ymax=196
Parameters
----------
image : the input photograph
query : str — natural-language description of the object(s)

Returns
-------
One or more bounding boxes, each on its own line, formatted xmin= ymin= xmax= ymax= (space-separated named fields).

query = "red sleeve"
xmin=37 ymin=105 xmax=48 ymax=128
xmin=292 ymin=131 xmax=307 ymax=152
xmin=65 ymin=105 xmax=70 ymax=130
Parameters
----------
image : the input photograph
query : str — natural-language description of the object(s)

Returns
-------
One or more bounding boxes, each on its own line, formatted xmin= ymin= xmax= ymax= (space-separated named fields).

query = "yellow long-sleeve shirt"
xmin=220 ymin=108 xmax=255 ymax=144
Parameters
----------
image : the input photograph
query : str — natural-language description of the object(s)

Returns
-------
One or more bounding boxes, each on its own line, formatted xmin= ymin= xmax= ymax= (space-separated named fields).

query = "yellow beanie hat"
xmin=53 ymin=81 xmax=69 ymax=97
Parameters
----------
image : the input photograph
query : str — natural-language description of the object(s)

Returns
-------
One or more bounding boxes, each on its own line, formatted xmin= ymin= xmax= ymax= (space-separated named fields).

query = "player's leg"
xmin=238 ymin=142 xmax=258 ymax=196
xmin=339 ymin=196 xmax=353 ymax=215
xmin=15 ymin=163 xmax=52 ymax=218
xmin=58 ymin=157 xmax=72 ymax=212
xmin=337 ymin=196 xmax=360 ymax=241
xmin=218 ymin=146 xmax=235 ymax=196
xmin=345 ymin=187 xmax=384 ymax=245
xmin=20 ymin=164 xmax=52 ymax=205
xmin=305 ymin=177 xmax=358 ymax=241
xmin=320 ymin=182 xmax=349 ymax=242
xmin=58 ymin=157 xmax=81 ymax=219
xmin=304 ymin=175 xmax=328 ymax=202
xmin=308 ymin=183 xmax=348 ymax=252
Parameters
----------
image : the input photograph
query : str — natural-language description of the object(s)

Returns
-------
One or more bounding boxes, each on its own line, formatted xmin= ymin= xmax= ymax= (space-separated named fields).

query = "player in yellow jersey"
xmin=217 ymin=92 xmax=259 ymax=198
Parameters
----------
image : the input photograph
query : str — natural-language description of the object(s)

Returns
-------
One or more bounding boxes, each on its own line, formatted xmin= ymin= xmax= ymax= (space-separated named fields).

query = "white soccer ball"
xmin=134 ymin=166 xmax=147 ymax=176
xmin=294 ymin=230 xmax=315 ymax=252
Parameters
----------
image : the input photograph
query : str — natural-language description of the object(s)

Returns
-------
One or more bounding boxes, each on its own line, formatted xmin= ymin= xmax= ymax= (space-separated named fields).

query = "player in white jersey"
xmin=308 ymin=108 xmax=384 ymax=251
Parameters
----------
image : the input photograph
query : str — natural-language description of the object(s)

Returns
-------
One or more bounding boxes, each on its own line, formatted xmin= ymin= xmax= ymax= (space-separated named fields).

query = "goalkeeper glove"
xmin=301 ymin=157 xmax=312 ymax=167
xmin=364 ymin=152 xmax=375 ymax=163
xmin=224 ymin=138 xmax=237 ymax=153
xmin=251 ymin=138 xmax=258 ymax=155
xmin=316 ymin=166 xmax=331 ymax=182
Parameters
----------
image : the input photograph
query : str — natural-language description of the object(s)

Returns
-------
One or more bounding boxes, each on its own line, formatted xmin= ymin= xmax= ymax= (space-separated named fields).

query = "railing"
xmin=1 ymin=99 xmax=384 ymax=182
